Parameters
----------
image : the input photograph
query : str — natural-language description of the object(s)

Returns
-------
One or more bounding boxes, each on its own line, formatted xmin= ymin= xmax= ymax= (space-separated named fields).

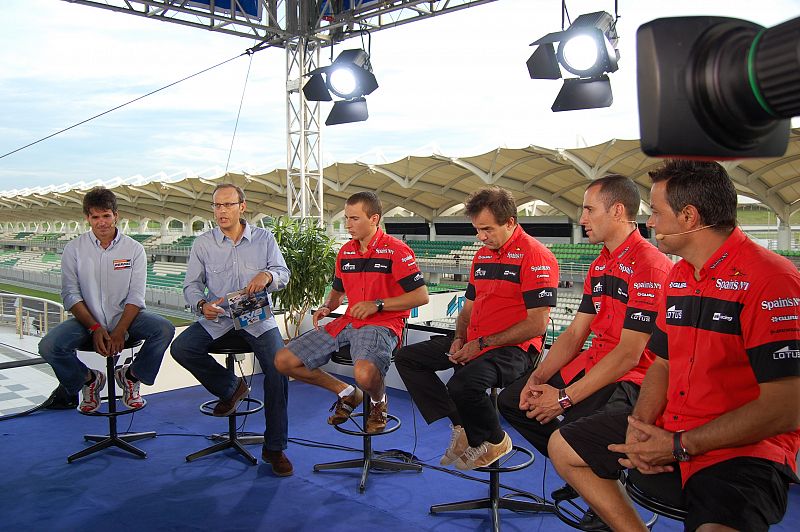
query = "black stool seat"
xmin=185 ymin=332 xmax=264 ymax=465
xmin=430 ymin=388 xmax=554 ymax=532
xmin=314 ymin=345 xmax=422 ymax=492
xmin=625 ymin=469 xmax=687 ymax=528
xmin=68 ymin=338 xmax=155 ymax=463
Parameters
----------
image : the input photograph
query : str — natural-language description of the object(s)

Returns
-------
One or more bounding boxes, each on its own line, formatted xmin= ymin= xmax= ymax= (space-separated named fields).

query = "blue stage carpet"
xmin=1 ymin=378 xmax=797 ymax=531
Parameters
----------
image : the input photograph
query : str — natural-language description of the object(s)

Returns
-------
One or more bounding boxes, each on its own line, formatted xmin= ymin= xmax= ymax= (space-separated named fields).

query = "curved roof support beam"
xmin=244 ymin=174 xmax=285 ymax=195
xmin=492 ymin=154 xmax=548 ymax=181
xmin=359 ymin=163 xmax=409 ymax=188
xmin=743 ymin=154 xmax=800 ymax=185
xmin=159 ymin=183 xmax=197 ymax=199
xmin=596 ymin=146 xmax=646 ymax=177
xmin=724 ymin=164 xmax=789 ymax=222
xmin=435 ymin=156 xmax=492 ymax=183
xmin=128 ymin=186 xmax=162 ymax=202
xmin=531 ymin=145 xmax=593 ymax=179
xmin=523 ymin=166 xmax=575 ymax=190
xmin=409 ymin=161 xmax=451 ymax=187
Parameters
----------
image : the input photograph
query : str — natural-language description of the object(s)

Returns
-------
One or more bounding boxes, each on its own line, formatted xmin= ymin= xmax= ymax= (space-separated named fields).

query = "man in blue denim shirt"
xmin=38 ymin=187 xmax=175 ymax=414
xmin=171 ymin=184 xmax=293 ymax=476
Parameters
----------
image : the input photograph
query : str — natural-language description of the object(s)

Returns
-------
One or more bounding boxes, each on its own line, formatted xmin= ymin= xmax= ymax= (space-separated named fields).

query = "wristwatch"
xmin=196 ymin=299 xmax=207 ymax=314
xmin=374 ymin=299 xmax=384 ymax=312
xmin=478 ymin=336 xmax=488 ymax=350
xmin=557 ymin=388 xmax=574 ymax=410
xmin=672 ymin=431 xmax=691 ymax=462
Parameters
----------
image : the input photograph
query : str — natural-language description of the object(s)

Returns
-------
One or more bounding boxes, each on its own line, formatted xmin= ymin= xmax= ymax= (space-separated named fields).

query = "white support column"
xmin=778 ymin=218 xmax=792 ymax=250
xmin=572 ymin=222 xmax=583 ymax=243
xmin=286 ymin=37 xmax=324 ymax=224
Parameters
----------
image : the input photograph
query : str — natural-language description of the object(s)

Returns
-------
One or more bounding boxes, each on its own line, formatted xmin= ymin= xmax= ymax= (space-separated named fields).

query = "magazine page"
xmin=226 ymin=288 xmax=272 ymax=330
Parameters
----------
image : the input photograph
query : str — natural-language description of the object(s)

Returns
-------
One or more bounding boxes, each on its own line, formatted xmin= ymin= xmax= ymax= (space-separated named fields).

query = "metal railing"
xmin=0 ymin=293 xmax=66 ymax=339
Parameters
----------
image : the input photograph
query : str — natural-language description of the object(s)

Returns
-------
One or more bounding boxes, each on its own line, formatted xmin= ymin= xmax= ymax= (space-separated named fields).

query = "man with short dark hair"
xmin=396 ymin=186 xmax=559 ymax=470
xmin=550 ymin=160 xmax=800 ymax=531
xmin=39 ymin=187 xmax=175 ymax=414
xmin=171 ymin=183 xmax=293 ymax=476
xmin=275 ymin=191 xmax=429 ymax=434
xmin=498 ymin=175 xmax=672 ymax=510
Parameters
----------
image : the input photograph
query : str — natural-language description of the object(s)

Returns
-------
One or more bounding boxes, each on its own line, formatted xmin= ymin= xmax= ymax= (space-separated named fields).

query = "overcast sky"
xmin=0 ymin=0 xmax=798 ymax=193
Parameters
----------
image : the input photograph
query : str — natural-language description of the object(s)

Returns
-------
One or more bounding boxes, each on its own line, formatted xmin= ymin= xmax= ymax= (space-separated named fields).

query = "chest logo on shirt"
xmin=593 ymin=282 xmax=603 ymax=293
xmin=715 ymin=279 xmax=750 ymax=291
xmin=669 ymin=281 xmax=688 ymax=289
xmin=634 ymin=282 xmax=661 ymax=290
xmin=618 ymin=263 xmax=634 ymax=276
xmin=374 ymin=248 xmax=394 ymax=255
xmin=113 ymin=259 xmax=132 ymax=270
xmin=666 ymin=305 xmax=683 ymax=319
xmin=475 ymin=268 xmax=487 ymax=277
xmin=401 ymin=254 xmax=413 ymax=262
xmin=506 ymin=252 xmax=524 ymax=259
xmin=594 ymin=264 xmax=606 ymax=271
xmin=478 ymin=255 xmax=493 ymax=260
xmin=342 ymin=262 xmax=357 ymax=271
xmin=630 ymin=311 xmax=651 ymax=322
xmin=712 ymin=312 xmax=734 ymax=322
xmin=761 ymin=297 xmax=800 ymax=311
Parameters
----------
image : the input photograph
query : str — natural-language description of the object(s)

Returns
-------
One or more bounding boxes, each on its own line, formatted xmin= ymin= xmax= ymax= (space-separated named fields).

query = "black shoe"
xmin=551 ymin=483 xmax=579 ymax=501
xmin=579 ymin=509 xmax=610 ymax=531
xmin=44 ymin=385 xmax=78 ymax=410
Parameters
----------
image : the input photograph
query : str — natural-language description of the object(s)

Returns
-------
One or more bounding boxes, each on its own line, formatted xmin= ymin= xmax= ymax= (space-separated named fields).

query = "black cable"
xmin=224 ymin=51 xmax=255 ymax=173
xmin=0 ymin=49 xmax=259 ymax=161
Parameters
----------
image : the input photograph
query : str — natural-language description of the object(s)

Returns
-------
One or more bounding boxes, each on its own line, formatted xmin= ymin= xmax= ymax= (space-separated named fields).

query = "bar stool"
xmin=625 ymin=469 xmax=686 ymax=529
xmin=68 ymin=338 xmax=155 ymax=463
xmin=313 ymin=344 xmax=422 ymax=492
xmin=186 ymin=332 xmax=264 ymax=465
xmin=430 ymin=388 xmax=554 ymax=532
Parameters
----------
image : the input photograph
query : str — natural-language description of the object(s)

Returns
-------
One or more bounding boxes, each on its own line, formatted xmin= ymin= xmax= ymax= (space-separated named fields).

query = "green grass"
xmin=0 ymin=282 xmax=192 ymax=327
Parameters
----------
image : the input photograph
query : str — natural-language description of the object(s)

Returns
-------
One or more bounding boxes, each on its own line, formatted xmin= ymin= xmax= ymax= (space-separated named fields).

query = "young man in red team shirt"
xmin=275 ymin=192 xmax=429 ymax=433
xmin=550 ymin=160 xmax=800 ymax=531
xmin=498 ymin=175 xmax=672 ymax=511
xmin=395 ymin=187 xmax=559 ymax=470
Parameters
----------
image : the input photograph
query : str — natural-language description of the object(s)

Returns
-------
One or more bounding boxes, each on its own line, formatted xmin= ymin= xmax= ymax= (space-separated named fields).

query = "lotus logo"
xmin=666 ymin=305 xmax=683 ymax=319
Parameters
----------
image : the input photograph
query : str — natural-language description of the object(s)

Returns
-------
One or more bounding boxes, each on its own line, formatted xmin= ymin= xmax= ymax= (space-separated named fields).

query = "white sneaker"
xmin=440 ymin=424 xmax=468 ymax=465
xmin=115 ymin=364 xmax=146 ymax=409
xmin=78 ymin=370 xmax=106 ymax=413
xmin=455 ymin=432 xmax=512 ymax=470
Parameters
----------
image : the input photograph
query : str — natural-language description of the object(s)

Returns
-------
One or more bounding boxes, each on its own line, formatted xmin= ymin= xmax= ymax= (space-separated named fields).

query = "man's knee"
xmin=169 ymin=331 xmax=192 ymax=363
xmin=353 ymin=359 xmax=381 ymax=387
xmin=155 ymin=318 xmax=176 ymax=340
xmin=548 ymin=429 xmax=570 ymax=466
xmin=497 ymin=386 xmax=521 ymax=417
xmin=37 ymin=333 xmax=55 ymax=360
xmin=274 ymin=348 xmax=300 ymax=375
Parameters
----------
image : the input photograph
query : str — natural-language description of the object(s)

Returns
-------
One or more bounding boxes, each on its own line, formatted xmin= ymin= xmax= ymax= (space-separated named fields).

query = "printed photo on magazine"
xmin=226 ymin=288 xmax=272 ymax=330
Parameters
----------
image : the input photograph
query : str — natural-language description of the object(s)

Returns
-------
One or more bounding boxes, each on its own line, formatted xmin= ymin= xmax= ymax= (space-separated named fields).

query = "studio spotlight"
xmin=303 ymin=48 xmax=379 ymax=126
xmin=527 ymin=10 xmax=620 ymax=111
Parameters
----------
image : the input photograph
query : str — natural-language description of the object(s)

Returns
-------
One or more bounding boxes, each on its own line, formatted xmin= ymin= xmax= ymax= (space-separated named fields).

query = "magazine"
xmin=226 ymin=288 xmax=272 ymax=330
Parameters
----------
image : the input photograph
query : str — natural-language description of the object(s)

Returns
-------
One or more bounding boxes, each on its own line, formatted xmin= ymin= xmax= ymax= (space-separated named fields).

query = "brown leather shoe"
xmin=262 ymin=449 xmax=293 ymax=477
xmin=365 ymin=398 xmax=388 ymax=433
xmin=212 ymin=377 xmax=249 ymax=417
xmin=327 ymin=388 xmax=363 ymax=425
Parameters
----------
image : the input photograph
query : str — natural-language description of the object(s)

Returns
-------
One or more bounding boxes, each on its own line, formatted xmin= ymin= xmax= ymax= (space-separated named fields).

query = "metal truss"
xmin=62 ymin=0 xmax=498 ymax=46
xmin=285 ymin=37 xmax=324 ymax=222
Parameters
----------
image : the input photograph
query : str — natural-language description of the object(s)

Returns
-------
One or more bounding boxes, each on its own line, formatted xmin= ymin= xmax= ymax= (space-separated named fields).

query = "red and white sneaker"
xmin=115 ymin=364 xmax=146 ymax=409
xmin=78 ymin=370 xmax=106 ymax=413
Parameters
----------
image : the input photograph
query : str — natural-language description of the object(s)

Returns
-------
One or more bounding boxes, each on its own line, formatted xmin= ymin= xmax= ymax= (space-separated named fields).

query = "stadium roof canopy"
xmin=2 ymin=129 xmax=800 ymax=226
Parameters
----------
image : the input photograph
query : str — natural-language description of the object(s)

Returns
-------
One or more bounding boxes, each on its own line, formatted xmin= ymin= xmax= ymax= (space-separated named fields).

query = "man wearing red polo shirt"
xmin=396 ymin=187 xmax=559 ymax=470
xmin=550 ymin=160 xmax=800 ymax=531
xmin=275 ymin=192 xmax=429 ymax=433
xmin=498 ymin=175 xmax=672 ymax=510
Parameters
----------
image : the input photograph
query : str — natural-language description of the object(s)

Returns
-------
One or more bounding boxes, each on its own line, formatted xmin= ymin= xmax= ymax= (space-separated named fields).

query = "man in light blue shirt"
xmin=171 ymin=184 xmax=293 ymax=476
xmin=39 ymin=187 xmax=175 ymax=414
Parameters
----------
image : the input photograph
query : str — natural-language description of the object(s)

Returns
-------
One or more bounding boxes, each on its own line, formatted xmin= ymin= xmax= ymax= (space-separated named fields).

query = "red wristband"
xmin=88 ymin=323 xmax=101 ymax=333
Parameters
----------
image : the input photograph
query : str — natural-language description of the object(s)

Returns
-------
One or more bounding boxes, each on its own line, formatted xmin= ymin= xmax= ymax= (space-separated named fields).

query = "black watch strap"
xmin=672 ymin=431 xmax=691 ymax=462
xmin=197 ymin=299 xmax=206 ymax=313
xmin=375 ymin=299 xmax=384 ymax=312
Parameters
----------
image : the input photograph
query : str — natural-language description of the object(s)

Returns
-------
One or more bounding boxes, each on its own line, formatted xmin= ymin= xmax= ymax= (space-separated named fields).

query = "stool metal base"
xmin=430 ymin=446 xmax=554 ymax=532
xmin=68 ymin=344 xmax=154 ymax=463
xmin=187 ymin=397 xmax=264 ymax=465
xmin=69 ymin=430 xmax=156 ymax=463
xmin=314 ymin=399 xmax=421 ymax=492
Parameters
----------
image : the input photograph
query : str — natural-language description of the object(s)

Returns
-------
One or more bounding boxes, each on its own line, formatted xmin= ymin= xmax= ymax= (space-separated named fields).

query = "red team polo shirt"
xmin=326 ymin=227 xmax=425 ymax=340
xmin=647 ymin=228 xmax=800 ymax=482
xmin=575 ymin=230 xmax=673 ymax=385
xmin=464 ymin=225 xmax=559 ymax=356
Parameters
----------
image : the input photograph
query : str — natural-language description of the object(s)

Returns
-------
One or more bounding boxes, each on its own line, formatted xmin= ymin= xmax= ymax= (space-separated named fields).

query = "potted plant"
xmin=268 ymin=216 xmax=338 ymax=338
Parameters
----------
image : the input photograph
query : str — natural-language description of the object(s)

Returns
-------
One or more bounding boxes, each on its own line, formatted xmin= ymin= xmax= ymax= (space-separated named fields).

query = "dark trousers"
xmin=498 ymin=367 xmax=623 ymax=457
xmin=395 ymin=335 xmax=533 ymax=447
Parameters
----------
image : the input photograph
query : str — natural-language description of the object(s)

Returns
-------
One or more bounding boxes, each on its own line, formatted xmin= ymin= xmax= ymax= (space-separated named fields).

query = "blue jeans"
xmin=38 ymin=311 xmax=175 ymax=395
xmin=170 ymin=323 xmax=288 ymax=452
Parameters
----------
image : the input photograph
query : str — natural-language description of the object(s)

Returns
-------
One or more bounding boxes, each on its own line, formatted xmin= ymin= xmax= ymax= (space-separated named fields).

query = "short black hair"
xmin=464 ymin=187 xmax=517 ymax=225
xmin=82 ymin=187 xmax=117 ymax=216
xmin=649 ymin=160 xmax=737 ymax=230
xmin=346 ymin=191 xmax=383 ymax=219
xmin=586 ymin=174 xmax=640 ymax=220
